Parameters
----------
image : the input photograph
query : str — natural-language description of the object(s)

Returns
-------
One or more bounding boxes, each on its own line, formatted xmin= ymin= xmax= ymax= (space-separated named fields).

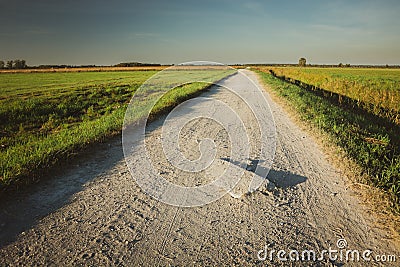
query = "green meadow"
xmin=0 ymin=69 xmax=234 ymax=188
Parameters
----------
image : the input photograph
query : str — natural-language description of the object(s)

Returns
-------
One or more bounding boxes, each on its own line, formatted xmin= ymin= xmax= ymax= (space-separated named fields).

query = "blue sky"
xmin=0 ymin=0 xmax=399 ymax=65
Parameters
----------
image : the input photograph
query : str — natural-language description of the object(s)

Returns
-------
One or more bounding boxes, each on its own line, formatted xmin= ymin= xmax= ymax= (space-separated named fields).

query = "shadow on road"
xmin=0 ymin=83 xmax=227 ymax=249
xmin=221 ymin=157 xmax=307 ymax=189
xmin=0 ymin=136 xmax=124 ymax=248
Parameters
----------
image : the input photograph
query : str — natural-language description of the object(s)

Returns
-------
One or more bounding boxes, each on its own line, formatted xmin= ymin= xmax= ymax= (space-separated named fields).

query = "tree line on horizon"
xmin=0 ymin=59 xmax=398 ymax=70
xmin=0 ymin=61 xmax=162 ymax=69
xmin=113 ymin=62 xmax=161 ymax=67
xmin=0 ymin=59 xmax=27 ymax=69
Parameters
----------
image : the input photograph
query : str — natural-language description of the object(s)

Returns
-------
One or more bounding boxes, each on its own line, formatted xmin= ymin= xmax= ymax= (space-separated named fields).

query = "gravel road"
xmin=0 ymin=70 xmax=398 ymax=266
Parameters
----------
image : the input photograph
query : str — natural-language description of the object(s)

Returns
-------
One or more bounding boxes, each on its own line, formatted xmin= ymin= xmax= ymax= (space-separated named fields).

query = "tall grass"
xmin=255 ymin=69 xmax=400 ymax=213
xmin=263 ymin=67 xmax=400 ymax=122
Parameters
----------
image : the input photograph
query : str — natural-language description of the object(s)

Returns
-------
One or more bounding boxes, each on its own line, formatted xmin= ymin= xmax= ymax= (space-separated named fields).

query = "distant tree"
xmin=13 ymin=59 xmax=27 ymax=69
xmin=7 ymin=59 xmax=27 ymax=69
xmin=0 ymin=61 xmax=4 ymax=69
xmin=298 ymin=57 xmax=306 ymax=67
xmin=338 ymin=63 xmax=343 ymax=67
xmin=22 ymin=60 xmax=27 ymax=68
xmin=114 ymin=62 xmax=161 ymax=67
xmin=6 ymin=60 xmax=13 ymax=69
xmin=13 ymin=59 xmax=20 ymax=69
xmin=345 ymin=63 xmax=350 ymax=67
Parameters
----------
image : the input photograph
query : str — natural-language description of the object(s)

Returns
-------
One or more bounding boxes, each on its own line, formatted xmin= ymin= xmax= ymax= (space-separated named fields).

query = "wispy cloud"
xmin=24 ymin=28 xmax=51 ymax=35
xmin=242 ymin=1 xmax=264 ymax=12
xmin=134 ymin=32 xmax=160 ymax=38
xmin=0 ymin=27 xmax=51 ymax=37
xmin=309 ymin=24 xmax=345 ymax=32
xmin=309 ymin=24 xmax=375 ymax=36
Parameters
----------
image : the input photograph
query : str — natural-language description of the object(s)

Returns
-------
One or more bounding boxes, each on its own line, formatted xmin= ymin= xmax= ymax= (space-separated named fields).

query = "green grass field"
xmin=255 ymin=68 xmax=400 ymax=213
xmin=0 ymin=68 xmax=235 ymax=188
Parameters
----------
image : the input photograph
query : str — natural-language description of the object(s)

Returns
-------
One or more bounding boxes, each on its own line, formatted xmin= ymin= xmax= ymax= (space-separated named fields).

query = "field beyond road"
xmin=0 ymin=66 xmax=167 ymax=74
xmin=265 ymin=67 xmax=400 ymax=122
xmin=0 ymin=68 xmax=234 ymax=188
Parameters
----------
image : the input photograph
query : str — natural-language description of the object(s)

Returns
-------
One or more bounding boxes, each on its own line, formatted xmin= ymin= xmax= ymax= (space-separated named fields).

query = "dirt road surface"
xmin=0 ymin=70 xmax=398 ymax=266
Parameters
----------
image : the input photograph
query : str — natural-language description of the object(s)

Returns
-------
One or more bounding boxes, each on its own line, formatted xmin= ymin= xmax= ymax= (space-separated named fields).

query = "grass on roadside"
xmin=0 ymin=68 xmax=235 ymax=189
xmin=255 ymin=69 xmax=400 ymax=214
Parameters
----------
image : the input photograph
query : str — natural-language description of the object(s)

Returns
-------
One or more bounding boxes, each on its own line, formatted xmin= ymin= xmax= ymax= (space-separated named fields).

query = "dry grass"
xmin=0 ymin=65 xmax=241 ymax=74
xmin=0 ymin=66 xmax=167 ymax=74
xmin=261 ymin=66 xmax=400 ymax=116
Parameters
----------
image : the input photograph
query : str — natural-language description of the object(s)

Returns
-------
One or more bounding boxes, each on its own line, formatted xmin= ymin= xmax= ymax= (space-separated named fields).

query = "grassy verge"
xmin=255 ymin=69 xmax=400 ymax=214
xmin=266 ymin=67 xmax=400 ymax=117
xmin=0 ymin=69 xmax=235 ymax=190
